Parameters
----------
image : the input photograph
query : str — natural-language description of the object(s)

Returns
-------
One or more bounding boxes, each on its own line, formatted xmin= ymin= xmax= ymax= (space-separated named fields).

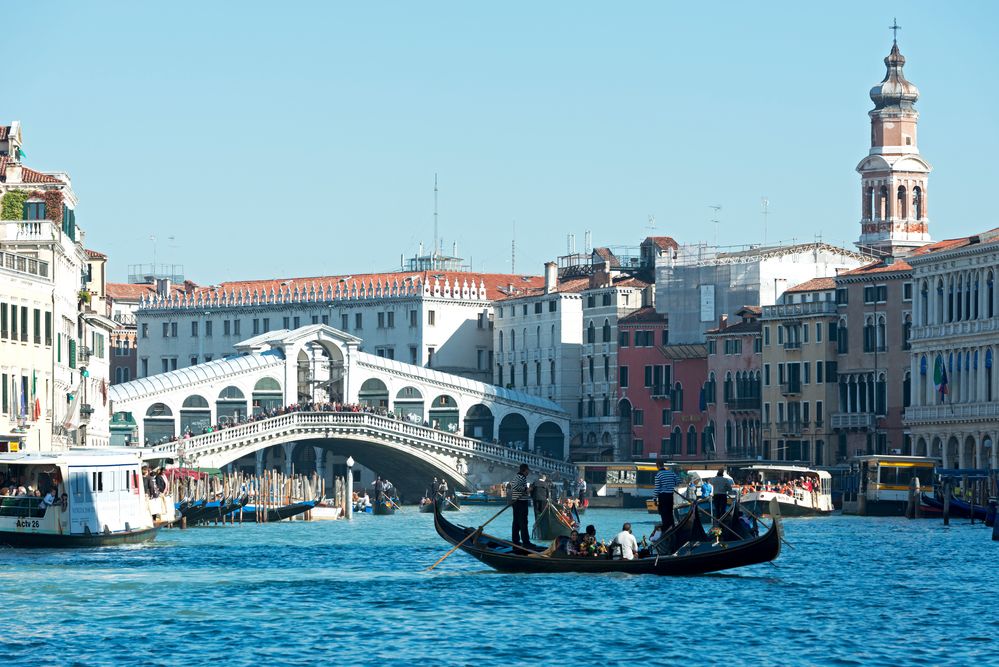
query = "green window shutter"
xmin=57 ymin=334 xmax=61 ymax=362
xmin=1 ymin=373 xmax=7 ymax=414
xmin=69 ymin=339 xmax=76 ymax=369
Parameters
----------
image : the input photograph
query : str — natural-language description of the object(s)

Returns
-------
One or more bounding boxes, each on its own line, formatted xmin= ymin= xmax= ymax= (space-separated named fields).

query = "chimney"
xmin=156 ymin=278 xmax=171 ymax=297
xmin=718 ymin=314 xmax=728 ymax=330
xmin=544 ymin=262 xmax=557 ymax=294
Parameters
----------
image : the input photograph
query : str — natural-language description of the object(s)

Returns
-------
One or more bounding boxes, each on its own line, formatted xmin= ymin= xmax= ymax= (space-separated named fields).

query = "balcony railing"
xmin=0 ymin=250 xmax=50 ymax=280
xmin=780 ymin=382 xmax=802 ymax=396
xmin=762 ymin=300 xmax=838 ymax=320
xmin=905 ymin=402 xmax=999 ymax=424
xmin=725 ymin=396 xmax=760 ymax=410
xmin=783 ymin=341 xmax=802 ymax=350
xmin=830 ymin=412 xmax=876 ymax=430
xmin=775 ymin=420 xmax=808 ymax=435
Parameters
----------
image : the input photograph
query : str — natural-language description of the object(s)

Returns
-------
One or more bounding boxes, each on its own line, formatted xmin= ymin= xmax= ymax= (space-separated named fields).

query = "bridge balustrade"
xmin=151 ymin=411 xmax=575 ymax=476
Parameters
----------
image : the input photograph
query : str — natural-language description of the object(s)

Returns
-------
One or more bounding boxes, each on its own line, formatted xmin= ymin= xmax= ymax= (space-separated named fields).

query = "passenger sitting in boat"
xmin=563 ymin=529 xmax=580 ymax=556
xmin=578 ymin=524 xmax=598 ymax=556
xmin=611 ymin=523 xmax=639 ymax=560
xmin=38 ymin=488 xmax=55 ymax=511
xmin=649 ymin=523 xmax=664 ymax=544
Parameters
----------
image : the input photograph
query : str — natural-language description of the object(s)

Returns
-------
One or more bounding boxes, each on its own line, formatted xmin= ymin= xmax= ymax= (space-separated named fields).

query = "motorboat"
xmin=739 ymin=465 xmax=834 ymax=517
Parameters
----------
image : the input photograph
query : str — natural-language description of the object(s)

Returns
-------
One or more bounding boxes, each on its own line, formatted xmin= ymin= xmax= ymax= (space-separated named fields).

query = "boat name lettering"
xmin=15 ymin=519 xmax=39 ymax=529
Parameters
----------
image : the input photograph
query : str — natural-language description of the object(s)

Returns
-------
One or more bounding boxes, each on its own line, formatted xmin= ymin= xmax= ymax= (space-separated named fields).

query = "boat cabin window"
xmin=878 ymin=466 xmax=932 ymax=487
xmin=0 ymin=464 xmax=60 ymax=518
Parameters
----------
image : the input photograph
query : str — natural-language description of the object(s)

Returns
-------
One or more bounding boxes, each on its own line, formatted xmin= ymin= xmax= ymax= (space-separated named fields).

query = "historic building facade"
xmin=705 ymin=307 xmax=762 ymax=460
xmin=761 ymin=279 xmax=840 ymax=465
xmin=905 ymin=230 xmax=999 ymax=470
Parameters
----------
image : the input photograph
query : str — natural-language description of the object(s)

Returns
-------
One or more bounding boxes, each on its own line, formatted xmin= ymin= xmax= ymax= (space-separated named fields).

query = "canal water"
xmin=3 ymin=507 xmax=995 ymax=666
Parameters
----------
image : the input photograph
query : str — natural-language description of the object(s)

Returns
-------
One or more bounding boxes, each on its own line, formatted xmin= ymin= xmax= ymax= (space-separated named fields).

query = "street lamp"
xmin=345 ymin=455 xmax=355 ymax=520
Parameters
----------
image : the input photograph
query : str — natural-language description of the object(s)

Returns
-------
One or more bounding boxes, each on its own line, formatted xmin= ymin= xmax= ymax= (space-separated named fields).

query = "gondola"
xmin=419 ymin=500 xmax=435 ymax=513
xmin=373 ymin=495 xmax=398 ymax=515
xmin=227 ymin=500 xmax=316 ymax=522
xmin=441 ymin=495 xmax=461 ymax=511
xmin=431 ymin=500 xmax=781 ymax=575
xmin=921 ymin=492 xmax=988 ymax=521
xmin=531 ymin=498 xmax=577 ymax=541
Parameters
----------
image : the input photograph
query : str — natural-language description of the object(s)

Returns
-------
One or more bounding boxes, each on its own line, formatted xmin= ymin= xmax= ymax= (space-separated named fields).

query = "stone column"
xmin=255 ymin=448 xmax=264 ymax=476
xmin=283 ymin=443 xmax=294 ymax=475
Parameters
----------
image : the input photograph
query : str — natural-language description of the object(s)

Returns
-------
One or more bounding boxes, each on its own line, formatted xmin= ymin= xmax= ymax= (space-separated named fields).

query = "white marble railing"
xmin=905 ymin=402 xmax=999 ymax=424
xmin=151 ymin=411 xmax=576 ymax=476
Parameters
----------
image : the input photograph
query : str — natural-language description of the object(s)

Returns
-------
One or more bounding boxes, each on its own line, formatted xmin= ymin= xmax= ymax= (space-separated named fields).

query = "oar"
xmin=426 ymin=502 xmax=512 ymax=571
xmin=444 ymin=496 xmax=461 ymax=511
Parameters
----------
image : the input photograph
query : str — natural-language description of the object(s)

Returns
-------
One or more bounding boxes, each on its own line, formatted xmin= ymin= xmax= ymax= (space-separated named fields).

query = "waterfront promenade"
xmin=3 ymin=508 xmax=994 ymax=665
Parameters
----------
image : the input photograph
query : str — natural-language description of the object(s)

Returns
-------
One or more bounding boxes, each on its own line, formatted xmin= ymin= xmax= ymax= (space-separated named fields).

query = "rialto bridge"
xmin=109 ymin=325 xmax=574 ymax=495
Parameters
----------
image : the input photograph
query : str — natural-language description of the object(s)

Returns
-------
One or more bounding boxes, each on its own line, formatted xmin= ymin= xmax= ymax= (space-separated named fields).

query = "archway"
xmin=394 ymin=386 xmax=424 ymax=423
xmin=252 ymin=377 xmax=283 ymax=415
xmin=297 ymin=340 xmax=345 ymax=403
xmin=463 ymin=404 xmax=494 ymax=440
xmin=358 ymin=378 xmax=389 ymax=410
xmin=916 ymin=436 xmax=928 ymax=457
xmin=180 ymin=395 xmax=211 ymax=434
xmin=962 ymin=435 xmax=976 ymax=469
xmin=291 ymin=443 xmax=318 ymax=475
xmin=144 ymin=403 xmax=174 ymax=445
xmin=498 ymin=413 xmax=529 ymax=449
xmin=947 ymin=436 xmax=960 ymax=469
xmin=930 ymin=436 xmax=943 ymax=461
xmin=216 ymin=386 xmax=247 ymax=425
xmin=429 ymin=394 xmax=459 ymax=432
xmin=534 ymin=422 xmax=565 ymax=459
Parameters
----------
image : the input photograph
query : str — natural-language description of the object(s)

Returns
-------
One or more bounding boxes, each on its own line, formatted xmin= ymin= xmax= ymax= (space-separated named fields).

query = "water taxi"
xmin=0 ymin=449 xmax=169 ymax=547
xmin=738 ymin=465 xmax=833 ymax=517
xmin=841 ymin=455 xmax=938 ymax=516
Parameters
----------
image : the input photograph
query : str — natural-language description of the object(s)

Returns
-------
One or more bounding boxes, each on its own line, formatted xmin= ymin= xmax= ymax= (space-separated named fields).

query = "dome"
xmin=869 ymin=42 xmax=919 ymax=110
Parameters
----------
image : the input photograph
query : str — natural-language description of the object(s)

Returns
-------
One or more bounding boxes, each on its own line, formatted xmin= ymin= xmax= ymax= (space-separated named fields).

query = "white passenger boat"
xmin=0 ymin=449 xmax=170 ymax=547
xmin=738 ymin=465 xmax=833 ymax=517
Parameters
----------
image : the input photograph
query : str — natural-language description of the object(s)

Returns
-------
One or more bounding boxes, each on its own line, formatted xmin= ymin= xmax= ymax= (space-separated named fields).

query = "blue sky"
xmin=7 ymin=2 xmax=996 ymax=283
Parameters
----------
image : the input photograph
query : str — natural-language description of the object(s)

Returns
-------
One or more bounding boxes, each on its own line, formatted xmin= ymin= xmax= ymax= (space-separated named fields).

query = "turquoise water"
xmin=3 ymin=507 xmax=996 ymax=666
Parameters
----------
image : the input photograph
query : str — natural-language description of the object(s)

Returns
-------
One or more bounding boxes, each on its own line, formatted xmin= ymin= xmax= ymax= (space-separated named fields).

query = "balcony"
xmin=775 ymin=420 xmax=808 ymax=436
xmin=831 ymin=412 xmax=877 ymax=430
xmin=0 ymin=219 xmax=83 ymax=248
xmin=650 ymin=385 xmax=670 ymax=399
xmin=725 ymin=396 xmax=760 ymax=411
xmin=780 ymin=382 xmax=802 ymax=396
xmin=905 ymin=402 xmax=999 ymax=425
xmin=911 ymin=318 xmax=999 ymax=344
xmin=0 ymin=250 xmax=50 ymax=280
xmin=762 ymin=300 xmax=838 ymax=320
xmin=783 ymin=341 xmax=802 ymax=351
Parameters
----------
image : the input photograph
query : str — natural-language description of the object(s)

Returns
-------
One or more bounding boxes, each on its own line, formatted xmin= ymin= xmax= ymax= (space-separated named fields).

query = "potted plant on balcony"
xmin=77 ymin=289 xmax=92 ymax=311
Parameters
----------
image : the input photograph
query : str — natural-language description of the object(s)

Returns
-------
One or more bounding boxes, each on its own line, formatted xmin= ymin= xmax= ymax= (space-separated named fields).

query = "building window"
xmin=23 ymin=201 xmax=46 ymax=220
xmin=836 ymin=288 xmax=849 ymax=305
xmin=191 ymin=321 xmax=199 ymax=337
xmin=233 ymin=319 xmax=240 ymax=335
xmin=283 ymin=316 xmax=291 ymax=329
xmin=620 ymin=366 xmax=629 ymax=388
xmin=410 ymin=346 xmax=418 ymax=365
xmin=764 ymin=326 xmax=770 ymax=346
xmin=253 ymin=319 xmax=260 ymax=335
xmin=387 ymin=311 xmax=395 ymax=328
xmin=427 ymin=347 xmax=435 ymax=367
xmin=355 ymin=313 xmax=363 ymax=330
xmin=377 ymin=312 xmax=385 ymax=329
xmin=163 ymin=322 xmax=170 ymax=338
xmin=262 ymin=318 xmax=270 ymax=332
xmin=633 ymin=409 xmax=644 ymax=426
xmin=341 ymin=314 xmax=349 ymax=330
xmin=428 ymin=310 xmax=436 ymax=326
xmin=205 ymin=320 xmax=212 ymax=337
xmin=190 ymin=356 xmax=198 ymax=366
xmin=619 ymin=331 xmax=630 ymax=347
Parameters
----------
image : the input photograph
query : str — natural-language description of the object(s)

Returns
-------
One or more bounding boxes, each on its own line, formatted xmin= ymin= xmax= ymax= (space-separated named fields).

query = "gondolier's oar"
xmin=426 ymin=502 xmax=512 ymax=571
xmin=735 ymin=502 xmax=794 ymax=549
xmin=444 ymin=496 xmax=461 ymax=511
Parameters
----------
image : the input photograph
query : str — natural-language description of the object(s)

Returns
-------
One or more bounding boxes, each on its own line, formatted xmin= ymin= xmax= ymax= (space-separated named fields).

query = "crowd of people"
xmin=0 ymin=470 xmax=62 ymax=511
xmin=740 ymin=475 xmax=817 ymax=498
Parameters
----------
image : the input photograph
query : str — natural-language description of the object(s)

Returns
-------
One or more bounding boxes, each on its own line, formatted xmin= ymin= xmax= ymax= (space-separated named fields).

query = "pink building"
xmin=706 ymin=307 xmax=763 ymax=459
xmin=616 ymin=308 xmax=709 ymax=460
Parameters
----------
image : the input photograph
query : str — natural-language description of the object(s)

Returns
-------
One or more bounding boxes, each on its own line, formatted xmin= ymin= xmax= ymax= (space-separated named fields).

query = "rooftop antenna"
xmin=709 ymin=205 xmax=722 ymax=247
xmin=149 ymin=235 xmax=157 ymax=271
xmin=433 ymin=174 xmax=439 ymax=262
xmin=647 ymin=214 xmax=656 ymax=233
xmin=511 ymin=220 xmax=516 ymax=273
xmin=890 ymin=17 xmax=901 ymax=44
xmin=761 ymin=197 xmax=770 ymax=246
xmin=584 ymin=230 xmax=592 ymax=253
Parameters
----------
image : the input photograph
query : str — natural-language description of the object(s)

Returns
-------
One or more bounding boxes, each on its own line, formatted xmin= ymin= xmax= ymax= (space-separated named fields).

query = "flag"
xmin=933 ymin=356 xmax=948 ymax=397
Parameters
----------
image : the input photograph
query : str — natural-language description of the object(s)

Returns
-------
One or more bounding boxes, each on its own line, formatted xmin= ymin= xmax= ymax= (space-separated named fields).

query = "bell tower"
xmin=856 ymin=28 xmax=932 ymax=256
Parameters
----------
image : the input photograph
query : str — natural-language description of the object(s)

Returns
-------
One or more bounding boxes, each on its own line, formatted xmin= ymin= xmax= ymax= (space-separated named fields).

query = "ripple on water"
xmin=2 ymin=510 xmax=996 ymax=665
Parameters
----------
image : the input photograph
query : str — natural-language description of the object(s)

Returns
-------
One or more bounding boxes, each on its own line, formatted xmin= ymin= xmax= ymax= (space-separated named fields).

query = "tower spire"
xmin=889 ymin=17 xmax=901 ymax=44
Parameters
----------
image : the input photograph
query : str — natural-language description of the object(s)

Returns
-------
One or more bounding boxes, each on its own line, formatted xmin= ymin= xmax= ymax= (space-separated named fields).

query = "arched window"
xmin=723 ymin=372 xmax=733 ymax=402
xmin=498 ymin=330 xmax=504 ymax=352
xmin=603 ymin=395 xmax=610 ymax=417
xmin=903 ymin=371 xmax=911 ymax=409
xmin=920 ymin=280 xmax=929 ymax=325
xmin=535 ymin=361 xmax=541 ymax=386
xmin=913 ymin=186 xmax=923 ymax=220
xmin=550 ymin=360 xmax=556 ymax=385
xmin=864 ymin=186 xmax=874 ymax=220
xmin=536 ymin=326 xmax=541 ymax=346
xmin=602 ymin=319 xmax=611 ymax=342
xmin=989 ymin=271 xmax=995 ymax=319
xmin=863 ymin=316 xmax=875 ymax=352
xmin=937 ymin=279 xmax=945 ymax=323
xmin=974 ymin=275 xmax=981 ymax=320
xmin=686 ymin=425 xmax=697 ymax=455
xmin=877 ymin=315 xmax=886 ymax=352
xmin=521 ymin=362 xmax=528 ymax=386
xmin=586 ymin=321 xmax=595 ymax=344
xmin=878 ymin=185 xmax=889 ymax=219
xmin=673 ymin=382 xmax=683 ymax=412
xmin=903 ymin=313 xmax=912 ymax=351
xmin=837 ymin=318 xmax=849 ymax=353
xmin=956 ymin=275 xmax=964 ymax=321
xmin=897 ymin=185 xmax=907 ymax=218
xmin=670 ymin=426 xmax=681 ymax=454
xmin=987 ymin=349 xmax=994 ymax=402
xmin=876 ymin=373 xmax=887 ymax=415
xmin=511 ymin=330 xmax=516 ymax=351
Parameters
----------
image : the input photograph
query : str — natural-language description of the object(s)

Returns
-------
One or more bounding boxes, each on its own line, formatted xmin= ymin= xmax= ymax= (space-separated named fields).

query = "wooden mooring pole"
xmin=942 ymin=478 xmax=951 ymax=526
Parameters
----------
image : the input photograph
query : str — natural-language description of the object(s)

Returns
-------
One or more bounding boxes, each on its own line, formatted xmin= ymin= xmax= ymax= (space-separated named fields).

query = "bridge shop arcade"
xmin=108 ymin=325 xmax=573 ymax=498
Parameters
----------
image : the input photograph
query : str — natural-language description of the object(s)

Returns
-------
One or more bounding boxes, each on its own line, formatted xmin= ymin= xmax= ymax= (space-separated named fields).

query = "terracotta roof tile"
xmin=785 ymin=277 xmax=836 ymax=293
xmin=706 ymin=320 xmax=762 ymax=335
xmin=643 ymin=236 xmax=679 ymax=252
xmin=107 ymin=282 xmax=186 ymax=301
xmin=838 ymin=258 xmax=912 ymax=277
xmin=0 ymin=126 xmax=10 ymax=140
xmin=619 ymin=306 xmax=666 ymax=324
xmin=85 ymin=248 xmax=107 ymax=260
xmin=19 ymin=166 xmax=63 ymax=184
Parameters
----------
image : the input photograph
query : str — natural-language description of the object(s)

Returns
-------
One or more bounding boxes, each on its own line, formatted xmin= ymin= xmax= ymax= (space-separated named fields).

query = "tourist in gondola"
xmin=510 ymin=463 xmax=533 ymax=548
xmin=653 ymin=460 xmax=679 ymax=530
xmin=612 ymin=523 xmax=639 ymax=560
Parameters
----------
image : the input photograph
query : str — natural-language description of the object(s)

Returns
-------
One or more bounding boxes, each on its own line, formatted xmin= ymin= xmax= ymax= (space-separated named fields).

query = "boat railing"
xmin=153 ymin=411 xmax=577 ymax=476
xmin=0 ymin=496 xmax=49 ymax=519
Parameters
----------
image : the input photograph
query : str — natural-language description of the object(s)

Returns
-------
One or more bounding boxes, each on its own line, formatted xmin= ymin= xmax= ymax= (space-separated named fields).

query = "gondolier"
xmin=654 ymin=460 xmax=679 ymax=530
xmin=510 ymin=463 xmax=533 ymax=548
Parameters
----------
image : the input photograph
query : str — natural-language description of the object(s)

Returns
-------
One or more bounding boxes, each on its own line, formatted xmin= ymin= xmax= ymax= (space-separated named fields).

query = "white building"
xmin=135 ymin=270 xmax=545 ymax=385
xmin=905 ymin=228 xmax=999 ymax=470
xmin=0 ymin=120 xmax=110 ymax=451
xmin=493 ymin=257 xmax=652 ymax=460
xmin=656 ymin=241 xmax=872 ymax=344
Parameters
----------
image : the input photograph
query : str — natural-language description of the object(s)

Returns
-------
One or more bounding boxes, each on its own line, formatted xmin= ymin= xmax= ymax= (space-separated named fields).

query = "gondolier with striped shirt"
xmin=654 ymin=460 xmax=680 ymax=530
xmin=510 ymin=463 xmax=533 ymax=548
